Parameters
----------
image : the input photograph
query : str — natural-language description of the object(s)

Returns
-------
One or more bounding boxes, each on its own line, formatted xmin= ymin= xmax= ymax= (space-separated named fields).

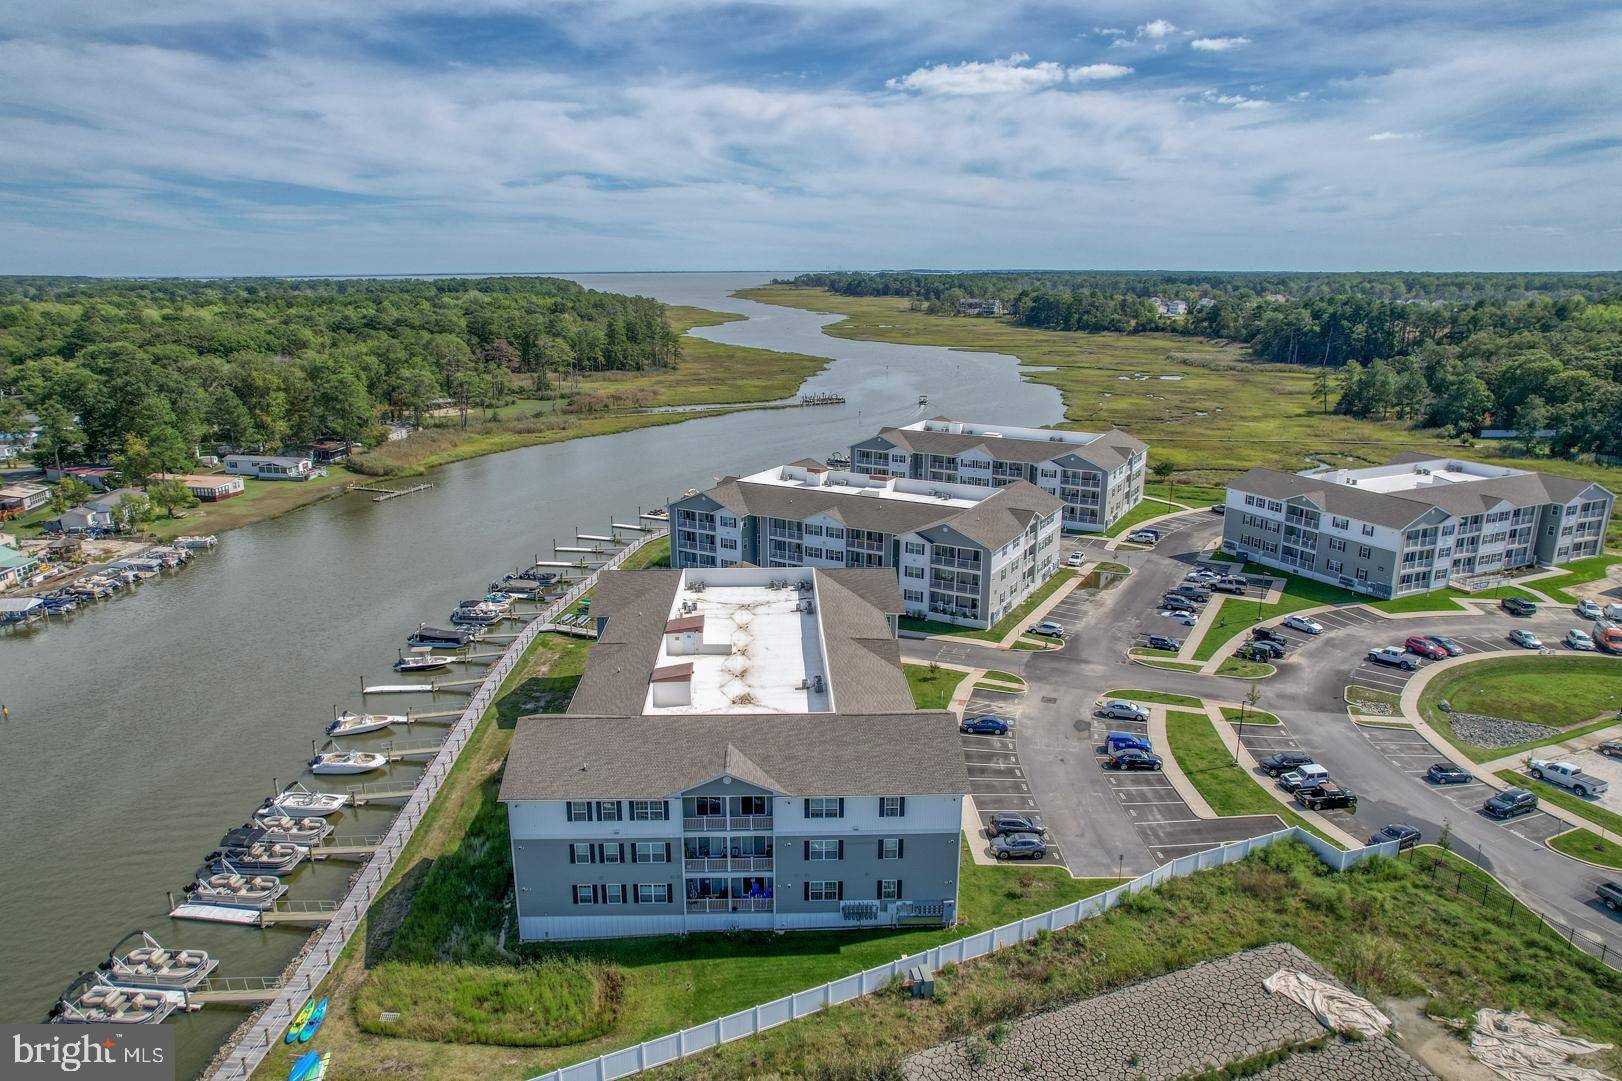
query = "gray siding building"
xmin=1222 ymin=454 xmax=1614 ymax=599
xmin=500 ymin=566 xmax=971 ymax=941
xmin=849 ymin=417 xmax=1148 ymax=533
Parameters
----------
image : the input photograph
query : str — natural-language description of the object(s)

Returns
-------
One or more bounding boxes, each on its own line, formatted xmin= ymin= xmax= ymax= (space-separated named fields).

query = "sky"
xmin=1 ymin=0 xmax=1620 ymax=275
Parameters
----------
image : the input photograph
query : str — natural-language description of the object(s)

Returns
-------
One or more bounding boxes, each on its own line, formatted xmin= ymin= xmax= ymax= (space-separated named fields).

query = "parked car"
xmin=1212 ymin=576 xmax=1249 ymax=594
xmin=1369 ymin=823 xmax=1421 ymax=850
xmin=1128 ymin=530 xmax=1160 ymax=545
xmin=1598 ymin=881 xmax=1622 ymax=912
xmin=1597 ymin=742 xmax=1622 ymax=760
xmin=1405 ymin=635 xmax=1448 ymax=660
xmin=1186 ymin=569 xmax=1221 ymax=584
xmin=960 ymin=715 xmax=1009 ymax=735
xmin=1566 ymin=628 xmax=1596 ymax=651
xmin=1167 ymin=610 xmax=1198 ymax=626
xmin=1209 ymin=504 xmax=1225 ymax=515
xmin=1279 ymin=764 xmax=1331 ymax=792
xmin=1160 ymin=594 xmax=1198 ymax=613
xmin=991 ymin=832 xmax=1048 ymax=860
xmin=1426 ymin=762 xmax=1473 ymax=785
xmin=1253 ymin=626 xmax=1287 ymax=645
xmin=1028 ymin=620 xmax=1065 ymax=639
xmin=1283 ymin=614 xmax=1323 ymax=635
xmin=1501 ymin=596 xmax=1538 ymax=617
xmin=986 ymin=813 xmax=1046 ymax=838
xmin=1606 ymin=601 xmax=1622 ymax=621
xmin=1172 ymin=585 xmax=1211 ymax=602
xmin=1509 ymin=628 xmax=1543 ymax=650
xmin=1145 ymin=634 xmax=1182 ymax=652
xmin=1260 ymin=750 xmax=1315 ymax=777
xmin=1483 ymin=787 xmax=1539 ymax=819
xmin=1107 ymin=749 xmax=1164 ymax=771
xmin=1236 ymin=643 xmax=1276 ymax=663
xmin=1246 ymin=639 xmax=1286 ymax=659
xmin=1066 ymin=552 xmax=1086 ymax=567
xmin=1367 ymin=646 xmax=1419 ymax=670
xmin=1098 ymin=700 xmax=1150 ymax=722
xmin=1576 ymin=598 xmax=1603 ymax=620
xmin=1597 ymin=623 xmax=1622 ymax=654
xmin=1528 ymin=759 xmax=1610 ymax=798
xmin=1106 ymin=731 xmax=1153 ymax=754
xmin=1296 ymin=782 xmax=1357 ymax=810
xmin=1426 ymin=635 xmax=1465 ymax=656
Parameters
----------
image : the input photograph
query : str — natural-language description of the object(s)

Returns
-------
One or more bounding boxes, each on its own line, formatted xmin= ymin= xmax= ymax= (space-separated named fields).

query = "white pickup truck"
xmin=1528 ymin=759 xmax=1611 ymax=798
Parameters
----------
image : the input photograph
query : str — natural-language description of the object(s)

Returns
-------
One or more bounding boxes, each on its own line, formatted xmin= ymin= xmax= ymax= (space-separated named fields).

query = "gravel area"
xmin=902 ymin=943 xmax=1434 ymax=1081
xmin=1444 ymin=712 xmax=1559 ymax=749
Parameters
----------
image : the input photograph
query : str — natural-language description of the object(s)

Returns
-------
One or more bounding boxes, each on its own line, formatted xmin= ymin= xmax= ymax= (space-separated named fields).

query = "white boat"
xmin=176 ymin=535 xmax=218 ymax=549
xmin=918 ymin=394 xmax=929 ymax=405
xmin=102 ymin=931 xmax=218 ymax=991
xmin=262 ymin=782 xmax=348 ymax=817
xmin=250 ymin=812 xmax=333 ymax=846
xmin=51 ymin=973 xmax=186 ymax=1025
xmin=309 ymin=749 xmax=388 ymax=775
xmin=326 ymin=708 xmax=402 ymax=737
xmin=185 ymin=863 xmax=288 ymax=910
xmin=394 ymin=647 xmax=453 ymax=672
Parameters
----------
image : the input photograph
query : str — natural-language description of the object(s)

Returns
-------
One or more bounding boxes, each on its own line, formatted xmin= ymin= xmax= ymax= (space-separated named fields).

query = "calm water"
xmin=0 ymin=272 xmax=1062 ymax=1077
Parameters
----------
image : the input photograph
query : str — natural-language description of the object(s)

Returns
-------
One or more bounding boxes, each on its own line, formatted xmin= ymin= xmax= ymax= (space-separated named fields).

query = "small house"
xmin=0 ymin=544 xmax=39 ymax=589
xmin=180 ymin=474 xmax=245 ymax=501
xmin=44 ymin=505 xmax=111 ymax=534
xmin=308 ymin=439 xmax=352 ymax=464
xmin=223 ymin=454 xmax=315 ymax=481
xmin=0 ymin=482 xmax=50 ymax=515
xmin=43 ymin=465 xmax=114 ymax=490
xmin=88 ymin=488 xmax=145 ymax=515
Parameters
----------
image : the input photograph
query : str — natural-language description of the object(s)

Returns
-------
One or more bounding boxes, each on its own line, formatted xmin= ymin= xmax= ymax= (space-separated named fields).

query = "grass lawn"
xmin=1144 ymin=480 xmax=1227 ymax=509
xmin=1222 ymin=706 xmax=1281 ymax=726
xmin=1163 ymin=710 xmax=1340 ymax=847
xmin=617 ymin=535 xmax=670 ymax=570
xmin=1011 ymin=637 xmax=1059 ymax=651
xmin=904 ymin=663 xmax=969 ymax=709
xmin=1093 ymin=561 xmax=1132 ymax=574
xmin=1420 ymin=655 xmax=1622 ymax=730
xmin=738 ymin=286 xmax=1622 ymax=499
xmin=643 ymin=840 xmax=1622 ymax=1079
xmin=1535 ymin=553 xmax=1622 ymax=605
xmin=1548 ymin=829 xmax=1622 ymax=869
xmin=1128 ymin=651 xmax=1204 ymax=672
xmin=1103 ymin=498 xmax=1177 ymax=537
xmin=1494 ymin=769 xmax=1622 ymax=837
xmin=899 ymin=570 xmax=1076 ymax=643
xmin=1216 ymin=657 xmax=1276 ymax=679
xmin=1104 ymin=689 xmax=1206 ymax=708
xmin=1345 ymin=685 xmax=1401 ymax=715
xmin=983 ymin=669 xmax=1024 ymax=685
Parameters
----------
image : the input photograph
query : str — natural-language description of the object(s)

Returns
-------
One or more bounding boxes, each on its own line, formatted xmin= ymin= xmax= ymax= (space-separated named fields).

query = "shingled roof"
xmin=870 ymin=424 xmax=1146 ymax=472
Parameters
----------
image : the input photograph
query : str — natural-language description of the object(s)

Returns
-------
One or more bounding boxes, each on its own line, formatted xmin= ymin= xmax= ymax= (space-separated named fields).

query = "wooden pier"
xmin=310 ymin=836 xmax=381 ymax=861
xmin=258 ymin=900 xmax=339 ymax=926
xmin=348 ymin=483 xmax=433 ymax=502
xmin=188 ymin=976 xmax=283 ymax=1006
xmin=347 ymin=781 xmax=417 ymax=805
xmin=381 ymin=738 xmax=444 ymax=762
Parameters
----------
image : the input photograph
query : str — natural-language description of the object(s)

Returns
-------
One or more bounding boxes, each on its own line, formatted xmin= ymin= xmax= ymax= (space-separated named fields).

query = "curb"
xmin=1542 ymin=827 xmax=1622 ymax=872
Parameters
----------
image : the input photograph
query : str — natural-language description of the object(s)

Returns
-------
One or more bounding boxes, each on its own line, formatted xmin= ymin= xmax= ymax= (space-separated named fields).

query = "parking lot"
xmin=1234 ymin=719 xmax=1365 ymax=840
xmin=1344 ymin=627 xmax=1539 ymax=699
xmin=1040 ymin=589 xmax=1093 ymax=632
xmin=1092 ymin=708 xmax=1281 ymax=864
xmin=961 ymin=687 xmax=1067 ymax=866
xmin=1419 ymin=765 xmax=1572 ymax=845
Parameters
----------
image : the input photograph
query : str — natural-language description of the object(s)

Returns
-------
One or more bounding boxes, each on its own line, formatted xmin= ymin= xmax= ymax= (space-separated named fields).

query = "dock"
xmin=800 ymin=392 xmax=845 ymax=405
xmin=187 ymin=976 xmax=283 ymax=1006
xmin=347 ymin=781 xmax=417 ymax=805
xmin=545 ymin=622 xmax=599 ymax=640
xmin=257 ymin=900 xmax=339 ymax=926
xmin=362 ymin=679 xmax=477 ymax=694
xmin=348 ymin=483 xmax=433 ymax=502
xmin=381 ymin=738 xmax=444 ymax=761
xmin=311 ymin=836 xmax=382 ymax=861
xmin=169 ymin=903 xmax=263 ymax=926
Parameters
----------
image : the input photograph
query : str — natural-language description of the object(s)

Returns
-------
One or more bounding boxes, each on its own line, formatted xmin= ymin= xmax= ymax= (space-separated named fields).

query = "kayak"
xmin=296 ymin=997 xmax=328 ymax=1044
xmin=286 ymin=1050 xmax=320 ymax=1081
xmin=307 ymin=1053 xmax=331 ymax=1081
xmin=285 ymin=1001 xmax=316 ymax=1044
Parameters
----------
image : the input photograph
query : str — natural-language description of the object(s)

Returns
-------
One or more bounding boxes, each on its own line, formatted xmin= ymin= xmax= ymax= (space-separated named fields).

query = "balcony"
xmin=931 ymin=555 xmax=982 ymax=571
xmin=682 ymin=815 xmax=773 ymax=832
xmin=846 ymin=538 xmax=885 ymax=554
xmin=687 ymin=897 xmax=773 ymax=914
xmin=683 ymin=856 xmax=775 ymax=873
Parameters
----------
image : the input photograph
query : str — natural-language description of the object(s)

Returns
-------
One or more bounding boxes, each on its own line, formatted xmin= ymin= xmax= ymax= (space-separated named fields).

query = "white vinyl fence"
xmin=527 ymin=826 xmax=1395 ymax=1081
xmin=207 ymin=528 xmax=666 ymax=1081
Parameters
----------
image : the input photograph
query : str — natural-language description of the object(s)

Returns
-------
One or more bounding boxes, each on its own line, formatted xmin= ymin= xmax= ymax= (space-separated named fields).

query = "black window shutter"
xmin=568 ymin=846 xmax=576 ymax=865
xmin=571 ymin=887 xmax=578 ymax=905
xmin=588 ymin=802 xmax=596 ymax=822
xmin=803 ymin=881 xmax=809 ymax=902
xmin=617 ymin=842 xmax=625 ymax=863
xmin=803 ymin=839 xmax=810 ymax=860
xmin=615 ymin=801 xmax=624 ymax=820
xmin=837 ymin=840 xmax=844 ymax=860
xmin=897 ymin=879 xmax=903 ymax=899
xmin=876 ymin=880 xmax=883 ymax=900
xmin=632 ymin=885 xmax=640 ymax=904
xmin=899 ymin=796 xmax=906 ymax=816
xmin=664 ymin=842 xmax=672 ymax=863
xmin=630 ymin=844 xmax=640 ymax=864
xmin=899 ymin=838 xmax=905 ymax=859
xmin=803 ymin=798 xmax=811 ymax=817
xmin=837 ymin=797 xmax=845 ymax=817
xmin=592 ymin=884 xmax=601 ymax=904
xmin=837 ymin=880 xmax=844 ymax=900
xmin=662 ymin=800 xmax=671 ymax=821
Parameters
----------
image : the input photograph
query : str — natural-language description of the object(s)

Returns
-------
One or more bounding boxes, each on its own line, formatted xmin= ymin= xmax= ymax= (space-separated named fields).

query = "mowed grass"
xmin=1536 ymin=553 xmax=1622 ymax=605
xmin=1103 ymin=689 xmax=1205 ymax=707
xmin=1163 ymin=710 xmax=1338 ymax=846
xmin=1222 ymin=706 xmax=1281 ymax=726
xmin=904 ymin=663 xmax=969 ymax=709
xmin=641 ymin=842 xmax=1622 ymax=1079
xmin=1548 ymin=829 xmax=1622 ymax=869
xmin=354 ymin=960 xmax=619 ymax=1047
xmin=1420 ymin=656 xmax=1622 ymax=729
xmin=1494 ymin=769 xmax=1622 ymax=837
xmin=1103 ymin=497 xmax=1178 ymax=537
xmin=617 ymin=534 xmax=670 ymax=570
xmin=739 ymin=287 xmax=1622 ymax=497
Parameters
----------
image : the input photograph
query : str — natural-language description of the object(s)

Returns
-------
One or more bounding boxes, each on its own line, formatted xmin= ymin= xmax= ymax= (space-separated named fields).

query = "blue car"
xmin=1106 ymin=731 xmax=1152 ymax=753
xmin=960 ymin=716 xmax=1010 ymax=735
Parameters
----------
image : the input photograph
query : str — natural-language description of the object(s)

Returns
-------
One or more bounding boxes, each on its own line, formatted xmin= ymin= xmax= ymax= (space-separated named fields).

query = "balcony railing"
xmin=683 ymin=856 xmax=774 ymax=873
xmin=686 ymin=897 xmax=773 ymax=914
xmin=846 ymin=539 xmax=884 ymax=554
xmin=931 ymin=555 xmax=981 ymax=570
xmin=683 ymin=815 xmax=773 ymax=832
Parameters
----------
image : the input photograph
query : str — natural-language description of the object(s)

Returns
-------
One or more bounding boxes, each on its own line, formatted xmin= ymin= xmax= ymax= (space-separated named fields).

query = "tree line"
xmin=783 ymin=271 xmax=1622 ymax=458
xmin=0 ymin=276 xmax=683 ymax=475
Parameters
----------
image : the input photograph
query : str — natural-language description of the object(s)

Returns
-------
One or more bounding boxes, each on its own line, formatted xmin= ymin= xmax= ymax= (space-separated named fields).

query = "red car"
xmin=1404 ymin=636 xmax=1447 ymax=660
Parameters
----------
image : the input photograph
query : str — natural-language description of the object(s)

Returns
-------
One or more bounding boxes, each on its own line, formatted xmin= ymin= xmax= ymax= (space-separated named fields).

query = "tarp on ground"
xmin=1264 ymin=968 xmax=1392 ymax=1038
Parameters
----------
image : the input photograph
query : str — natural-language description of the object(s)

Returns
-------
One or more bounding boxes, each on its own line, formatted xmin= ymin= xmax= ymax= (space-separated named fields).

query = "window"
xmin=565 ymin=800 xmax=593 ymax=822
xmin=630 ymin=800 xmax=668 ymax=821
xmin=601 ymin=883 xmax=625 ymax=905
xmin=1357 ymin=545 xmax=1372 ymax=560
xmin=804 ymin=546 xmax=824 ymax=560
xmin=720 ymin=537 xmax=738 ymax=551
xmin=600 ymin=843 xmax=624 ymax=864
xmin=1355 ymin=568 xmax=1369 ymax=582
xmin=903 ymin=565 xmax=923 ymax=579
xmin=1244 ymin=494 xmax=1258 ymax=507
xmin=1326 ymin=559 xmax=1343 ymax=574
xmin=803 ymin=523 xmax=822 ymax=536
xmin=805 ymin=797 xmax=843 ymax=819
xmin=573 ymin=884 xmax=595 ymax=905
xmin=1331 ymin=516 xmax=1349 ymax=530
xmin=719 ymin=515 xmax=737 ymax=529
xmin=569 ymin=843 xmax=593 ymax=864
xmin=903 ymin=589 xmax=924 ymax=603
xmin=1327 ymin=538 xmax=1346 ymax=552
xmin=878 ymin=880 xmax=901 ymax=901
xmin=808 ymin=839 xmax=842 ymax=861
xmin=879 ymin=838 xmax=903 ymax=860
xmin=806 ymin=880 xmax=841 ymax=902
xmin=637 ymin=883 xmax=672 ymax=904
xmin=632 ymin=842 xmax=668 ymax=864
xmin=596 ymin=801 xmax=622 ymax=821
xmin=878 ymin=796 xmax=906 ymax=817
xmin=687 ymin=796 xmax=724 ymax=818
xmin=904 ymin=541 xmax=925 ymax=555
xmin=825 ymin=527 xmax=844 ymax=540
xmin=1361 ymin=524 xmax=1375 ymax=536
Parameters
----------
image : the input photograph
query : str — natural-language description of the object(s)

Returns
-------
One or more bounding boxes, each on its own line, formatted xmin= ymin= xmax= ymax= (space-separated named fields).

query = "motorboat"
xmin=101 ymin=931 xmax=218 ymax=991
xmin=484 ymin=591 xmax=516 ymax=606
xmin=51 ymin=972 xmax=185 ymax=1025
xmin=825 ymin=451 xmax=851 ymax=468
xmin=449 ymin=602 xmax=505 ymax=626
xmin=185 ymin=862 xmax=288 ymax=910
xmin=262 ymin=782 xmax=348 ymax=817
xmin=308 ymin=749 xmax=388 ymax=775
xmin=327 ymin=708 xmax=402 ymax=737
xmin=395 ymin=647 xmax=453 ymax=672
xmin=40 ymin=594 xmax=77 ymax=613
xmin=249 ymin=812 xmax=333 ymax=846
xmin=175 ymin=534 xmax=218 ymax=549
xmin=408 ymin=624 xmax=475 ymax=649
xmin=208 ymin=828 xmax=308 ymax=875
xmin=918 ymin=394 xmax=929 ymax=405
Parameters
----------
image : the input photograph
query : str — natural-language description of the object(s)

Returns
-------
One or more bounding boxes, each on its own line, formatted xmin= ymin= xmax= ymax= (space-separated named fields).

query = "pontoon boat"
xmin=449 ymin=602 xmax=504 ymax=626
xmin=208 ymin=828 xmax=308 ymax=875
xmin=101 ymin=931 xmax=218 ymax=991
xmin=51 ymin=973 xmax=185 ymax=1025
xmin=249 ymin=812 xmax=333 ymax=846
xmin=185 ymin=862 xmax=288 ymax=910
xmin=408 ymin=624 xmax=474 ymax=648
xmin=262 ymin=782 xmax=348 ymax=817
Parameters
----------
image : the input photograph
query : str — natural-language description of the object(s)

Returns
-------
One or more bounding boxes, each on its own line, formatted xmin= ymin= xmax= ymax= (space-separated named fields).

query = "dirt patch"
xmin=1383 ymin=997 xmax=1500 ymax=1081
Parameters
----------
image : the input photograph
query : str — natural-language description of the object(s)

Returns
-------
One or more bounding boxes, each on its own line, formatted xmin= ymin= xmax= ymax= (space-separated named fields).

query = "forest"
xmin=0 ymin=276 xmax=681 ymax=473
xmin=784 ymin=271 xmax=1622 ymax=458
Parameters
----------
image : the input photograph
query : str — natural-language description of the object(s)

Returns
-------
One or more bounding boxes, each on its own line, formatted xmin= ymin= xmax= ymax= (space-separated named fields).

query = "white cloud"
xmin=1069 ymin=63 xmax=1133 ymax=81
xmin=887 ymin=53 xmax=1068 ymax=95
xmin=1367 ymin=130 xmax=1421 ymax=141
xmin=1140 ymin=18 xmax=1177 ymax=38
xmin=1093 ymin=27 xmax=1124 ymax=36
xmin=1203 ymin=90 xmax=1268 ymax=109
xmin=1191 ymin=36 xmax=1251 ymax=51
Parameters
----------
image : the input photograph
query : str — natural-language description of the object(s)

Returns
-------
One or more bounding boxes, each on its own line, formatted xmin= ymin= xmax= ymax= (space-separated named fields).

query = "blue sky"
xmin=1 ymin=0 xmax=1619 ymax=274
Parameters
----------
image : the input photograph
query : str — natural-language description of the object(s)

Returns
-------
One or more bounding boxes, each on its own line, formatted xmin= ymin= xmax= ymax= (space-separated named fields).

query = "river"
xmin=0 ymin=272 xmax=1062 ymax=1077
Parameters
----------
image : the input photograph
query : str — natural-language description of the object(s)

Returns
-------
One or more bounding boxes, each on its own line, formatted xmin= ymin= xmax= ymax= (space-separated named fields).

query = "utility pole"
xmin=1232 ymin=680 xmax=1261 ymax=765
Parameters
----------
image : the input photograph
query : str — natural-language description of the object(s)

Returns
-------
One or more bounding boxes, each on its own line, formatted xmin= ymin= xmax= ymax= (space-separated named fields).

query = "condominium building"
xmin=499 ymin=566 xmax=970 ymax=942
xmin=668 ymin=461 xmax=1064 ymax=628
xmin=1222 ymin=454 xmax=1614 ymax=598
xmin=848 ymin=417 xmax=1147 ymax=533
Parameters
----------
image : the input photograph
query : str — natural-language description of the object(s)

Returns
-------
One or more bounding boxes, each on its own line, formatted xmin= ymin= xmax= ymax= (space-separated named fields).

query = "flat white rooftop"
xmin=643 ymin=568 xmax=832 ymax=716
xmin=1310 ymin=458 xmax=1528 ymax=495
xmin=742 ymin=463 xmax=989 ymax=509
xmin=901 ymin=418 xmax=1103 ymax=446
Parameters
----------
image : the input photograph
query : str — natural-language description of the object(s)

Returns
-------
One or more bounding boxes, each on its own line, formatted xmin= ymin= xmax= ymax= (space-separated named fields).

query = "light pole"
xmin=1232 ymin=679 xmax=1261 ymax=765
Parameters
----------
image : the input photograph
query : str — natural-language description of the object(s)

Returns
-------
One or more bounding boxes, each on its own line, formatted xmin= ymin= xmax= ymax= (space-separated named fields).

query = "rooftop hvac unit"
xmin=812 ymin=674 xmax=824 ymax=693
xmin=689 ymin=579 xmax=706 ymax=592
xmin=796 ymin=678 xmax=809 ymax=690
xmin=800 ymin=600 xmax=815 ymax=614
xmin=797 ymin=579 xmax=813 ymax=591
